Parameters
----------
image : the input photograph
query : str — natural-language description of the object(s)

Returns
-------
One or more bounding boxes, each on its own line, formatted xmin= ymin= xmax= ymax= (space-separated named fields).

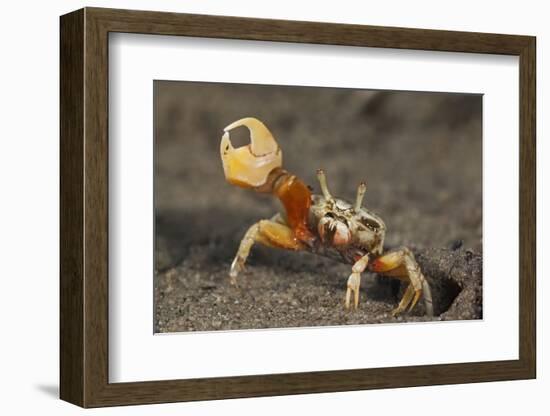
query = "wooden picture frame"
xmin=60 ymin=7 xmax=536 ymax=408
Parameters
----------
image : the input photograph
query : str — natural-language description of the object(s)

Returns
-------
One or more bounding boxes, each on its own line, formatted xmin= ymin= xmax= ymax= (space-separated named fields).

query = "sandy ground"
xmin=154 ymin=81 xmax=482 ymax=333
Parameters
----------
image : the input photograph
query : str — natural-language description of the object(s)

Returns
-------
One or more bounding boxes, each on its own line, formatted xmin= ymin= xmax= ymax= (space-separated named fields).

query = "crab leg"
xmin=345 ymin=253 xmax=370 ymax=309
xmin=229 ymin=215 xmax=304 ymax=284
xmin=369 ymin=248 xmax=433 ymax=316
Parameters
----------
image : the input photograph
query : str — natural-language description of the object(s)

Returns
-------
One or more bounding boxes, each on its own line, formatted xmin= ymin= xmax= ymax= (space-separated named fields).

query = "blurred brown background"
xmin=154 ymin=81 xmax=482 ymax=332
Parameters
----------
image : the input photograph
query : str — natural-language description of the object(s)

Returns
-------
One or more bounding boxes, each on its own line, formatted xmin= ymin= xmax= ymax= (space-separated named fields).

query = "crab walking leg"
xmin=229 ymin=217 xmax=304 ymax=284
xmin=345 ymin=254 xmax=370 ymax=309
xmin=369 ymin=248 xmax=433 ymax=316
xmin=392 ymin=284 xmax=416 ymax=316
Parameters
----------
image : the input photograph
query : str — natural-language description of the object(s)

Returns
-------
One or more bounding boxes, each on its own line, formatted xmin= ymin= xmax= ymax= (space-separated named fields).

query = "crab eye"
xmin=362 ymin=217 xmax=381 ymax=231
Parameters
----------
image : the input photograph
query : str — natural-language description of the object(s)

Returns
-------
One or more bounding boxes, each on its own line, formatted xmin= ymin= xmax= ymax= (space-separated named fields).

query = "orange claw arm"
xmin=272 ymin=171 xmax=316 ymax=246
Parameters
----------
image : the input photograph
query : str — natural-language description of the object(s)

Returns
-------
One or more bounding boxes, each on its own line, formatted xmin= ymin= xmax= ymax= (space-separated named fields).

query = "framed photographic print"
xmin=60 ymin=7 xmax=536 ymax=408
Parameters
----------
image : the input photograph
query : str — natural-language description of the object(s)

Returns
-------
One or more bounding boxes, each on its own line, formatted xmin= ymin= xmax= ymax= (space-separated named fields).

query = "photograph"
xmin=153 ymin=81 xmax=483 ymax=333
xmin=53 ymin=4 xmax=538 ymax=410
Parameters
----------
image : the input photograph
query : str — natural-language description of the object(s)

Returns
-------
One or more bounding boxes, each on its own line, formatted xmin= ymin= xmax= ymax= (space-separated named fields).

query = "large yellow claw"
xmin=220 ymin=117 xmax=283 ymax=188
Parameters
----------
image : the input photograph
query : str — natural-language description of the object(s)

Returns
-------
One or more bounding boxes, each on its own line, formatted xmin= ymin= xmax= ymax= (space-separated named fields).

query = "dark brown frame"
xmin=60 ymin=7 xmax=536 ymax=408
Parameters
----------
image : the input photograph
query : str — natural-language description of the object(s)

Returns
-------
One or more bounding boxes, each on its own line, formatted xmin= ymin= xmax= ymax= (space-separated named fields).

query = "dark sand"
xmin=154 ymin=82 xmax=482 ymax=333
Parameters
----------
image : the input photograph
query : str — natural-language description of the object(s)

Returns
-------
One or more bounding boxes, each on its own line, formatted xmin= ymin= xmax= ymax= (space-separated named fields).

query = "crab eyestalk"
xmin=316 ymin=169 xmax=334 ymax=201
xmin=220 ymin=117 xmax=282 ymax=188
xmin=354 ymin=182 xmax=367 ymax=212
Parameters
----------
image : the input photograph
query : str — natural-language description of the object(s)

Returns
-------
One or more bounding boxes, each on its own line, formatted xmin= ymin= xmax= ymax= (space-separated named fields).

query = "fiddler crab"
xmin=220 ymin=117 xmax=433 ymax=316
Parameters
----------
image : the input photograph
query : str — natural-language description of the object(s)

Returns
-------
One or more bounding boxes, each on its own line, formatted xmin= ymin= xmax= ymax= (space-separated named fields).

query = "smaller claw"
xmin=345 ymin=272 xmax=361 ymax=309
